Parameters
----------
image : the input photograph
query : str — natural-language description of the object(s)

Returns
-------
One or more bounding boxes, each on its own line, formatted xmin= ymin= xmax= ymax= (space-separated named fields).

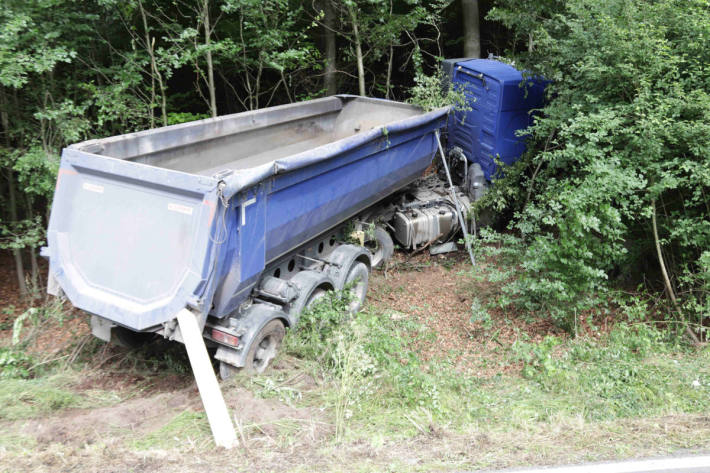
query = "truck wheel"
xmin=286 ymin=270 xmax=334 ymax=323
xmin=366 ymin=226 xmax=394 ymax=268
xmin=289 ymin=287 xmax=327 ymax=319
xmin=305 ymin=288 xmax=327 ymax=311
xmin=242 ymin=319 xmax=285 ymax=374
xmin=344 ymin=262 xmax=369 ymax=313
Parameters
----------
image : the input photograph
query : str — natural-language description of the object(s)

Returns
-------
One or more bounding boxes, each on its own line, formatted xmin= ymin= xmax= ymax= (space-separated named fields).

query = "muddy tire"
xmin=366 ymin=226 xmax=394 ymax=268
xmin=305 ymin=288 xmax=327 ymax=310
xmin=287 ymin=272 xmax=331 ymax=321
xmin=242 ymin=319 xmax=286 ymax=374
xmin=344 ymin=262 xmax=369 ymax=313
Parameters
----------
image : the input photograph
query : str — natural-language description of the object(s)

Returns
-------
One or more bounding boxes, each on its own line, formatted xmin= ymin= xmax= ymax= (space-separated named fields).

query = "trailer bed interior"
xmin=71 ymin=96 xmax=422 ymax=177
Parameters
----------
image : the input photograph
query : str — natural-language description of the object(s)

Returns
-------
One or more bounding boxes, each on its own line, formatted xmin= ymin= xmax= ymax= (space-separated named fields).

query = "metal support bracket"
xmin=434 ymin=130 xmax=476 ymax=267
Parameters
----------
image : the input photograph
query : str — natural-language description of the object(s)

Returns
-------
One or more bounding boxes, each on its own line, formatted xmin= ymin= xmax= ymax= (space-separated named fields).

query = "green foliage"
xmin=469 ymin=297 xmax=493 ymax=329
xmin=407 ymin=68 xmax=470 ymax=113
xmin=165 ymin=112 xmax=210 ymax=125
xmin=487 ymin=0 xmax=564 ymax=53
xmin=285 ymin=291 xmax=352 ymax=362
xmin=0 ymin=347 xmax=35 ymax=379
xmin=286 ymin=293 xmax=460 ymax=436
xmin=513 ymin=335 xmax=562 ymax=380
xmin=334 ymin=0 xmax=448 ymax=97
xmin=484 ymin=0 xmax=710 ymax=332
xmin=679 ymin=251 xmax=710 ymax=323
xmin=505 ymin=324 xmax=709 ymax=420
xmin=218 ymin=0 xmax=321 ymax=109
xmin=287 ymin=294 xmax=710 ymax=439
xmin=0 ymin=2 xmax=79 ymax=89
xmin=0 ymin=216 xmax=45 ymax=253
xmin=10 ymin=147 xmax=59 ymax=198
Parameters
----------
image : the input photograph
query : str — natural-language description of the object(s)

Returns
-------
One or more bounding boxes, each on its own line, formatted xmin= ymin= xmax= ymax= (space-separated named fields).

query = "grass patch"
xmin=281 ymin=293 xmax=710 ymax=446
xmin=0 ymin=272 xmax=707 ymax=470
xmin=131 ymin=410 xmax=211 ymax=450
xmin=0 ymin=368 xmax=131 ymax=422
xmin=0 ymin=376 xmax=82 ymax=421
xmin=0 ymin=432 xmax=37 ymax=454
xmin=497 ymin=326 xmax=710 ymax=423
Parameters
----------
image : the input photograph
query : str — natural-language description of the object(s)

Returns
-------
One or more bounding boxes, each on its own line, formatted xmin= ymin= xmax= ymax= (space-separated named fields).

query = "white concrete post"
xmin=176 ymin=308 xmax=238 ymax=449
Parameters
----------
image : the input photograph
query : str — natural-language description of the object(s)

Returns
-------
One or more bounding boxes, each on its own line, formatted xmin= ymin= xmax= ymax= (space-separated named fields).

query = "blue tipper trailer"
xmin=45 ymin=95 xmax=451 ymax=373
xmin=43 ymin=59 xmax=546 ymax=447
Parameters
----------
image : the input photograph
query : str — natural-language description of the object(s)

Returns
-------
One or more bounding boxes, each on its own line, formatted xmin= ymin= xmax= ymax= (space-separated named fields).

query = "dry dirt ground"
xmin=1 ymin=250 xmax=709 ymax=472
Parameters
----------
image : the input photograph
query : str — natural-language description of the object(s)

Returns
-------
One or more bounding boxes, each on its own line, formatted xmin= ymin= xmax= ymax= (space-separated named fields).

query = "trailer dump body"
xmin=46 ymin=96 xmax=447 ymax=331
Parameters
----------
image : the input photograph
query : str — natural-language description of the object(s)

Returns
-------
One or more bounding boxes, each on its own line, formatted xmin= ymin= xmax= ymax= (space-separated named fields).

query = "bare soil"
xmin=27 ymin=390 xmax=193 ymax=446
xmin=369 ymin=251 xmax=562 ymax=376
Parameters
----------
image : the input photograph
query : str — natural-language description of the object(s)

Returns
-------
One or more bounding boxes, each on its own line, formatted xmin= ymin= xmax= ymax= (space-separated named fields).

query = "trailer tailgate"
xmin=46 ymin=148 xmax=220 ymax=331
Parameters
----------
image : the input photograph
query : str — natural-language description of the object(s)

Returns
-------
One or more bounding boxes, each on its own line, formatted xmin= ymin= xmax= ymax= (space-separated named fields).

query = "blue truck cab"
xmin=444 ymin=58 xmax=547 ymax=181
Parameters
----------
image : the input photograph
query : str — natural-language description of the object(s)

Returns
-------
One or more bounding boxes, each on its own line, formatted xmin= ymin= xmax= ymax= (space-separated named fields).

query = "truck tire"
xmin=286 ymin=270 xmax=334 ymax=323
xmin=367 ymin=226 xmax=394 ymax=268
xmin=241 ymin=319 xmax=285 ymax=374
xmin=290 ymin=288 xmax=327 ymax=319
xmin=344 ymin=262 xmax=369 ymax=313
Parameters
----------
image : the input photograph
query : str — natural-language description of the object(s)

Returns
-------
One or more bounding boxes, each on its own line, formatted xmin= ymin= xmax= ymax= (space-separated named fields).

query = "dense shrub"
xmin=483 ymin=0 xmax=710 ymax=333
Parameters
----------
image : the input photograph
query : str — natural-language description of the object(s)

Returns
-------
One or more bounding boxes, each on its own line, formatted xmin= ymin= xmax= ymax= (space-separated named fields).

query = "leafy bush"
xmin=483 ymin=0 xmax=710 ymax=334
xmin=0 ymin=347 xmax=35 ymax=379
xmin=165 ymin=112 xmax=210 ymax=125
xmin=407 ymin=55 xmax=471 ymax=113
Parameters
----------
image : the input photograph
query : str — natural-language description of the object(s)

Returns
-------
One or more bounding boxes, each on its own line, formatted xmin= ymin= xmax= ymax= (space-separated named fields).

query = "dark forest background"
xmin=1 ymin=0 xmax=708 ymax=339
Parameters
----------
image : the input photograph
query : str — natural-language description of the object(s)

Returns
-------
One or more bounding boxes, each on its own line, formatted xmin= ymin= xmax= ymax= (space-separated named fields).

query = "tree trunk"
xmin=0 ymin=88 xmax=28 ymax=296
xmin=138 ymin=0 xmax=156 ymax=128
xmin=6 ymin=170 xmax=28 ymax=297
xmin=347 ymin=5 xmax=365 ymax=96
xmin=652 ymin=199 xmax=700 ymax=344
xmin=461 ymin=0 xmax=481 ymax=58
xmin=138 ymin=0 xmax=168 ymax=127
xmin=324 ymin=0 xmax=337 ymax=96
xmin=29 ymin=246 xmax=40 ymax=293
xmin=384 ymin=0 xmax=393 ymax=99
xmin=25 ymin=196 xmax=41 ymax=296
xmin=203 ymin=0 xmax=217 ymax=118
xmin=385 ymin=44 xmax=393 ymax=99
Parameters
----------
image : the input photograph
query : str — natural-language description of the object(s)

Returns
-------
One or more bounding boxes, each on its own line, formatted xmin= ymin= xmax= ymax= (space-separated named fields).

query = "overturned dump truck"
xmin=44 ymin=60 xmax=545 ymax=380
